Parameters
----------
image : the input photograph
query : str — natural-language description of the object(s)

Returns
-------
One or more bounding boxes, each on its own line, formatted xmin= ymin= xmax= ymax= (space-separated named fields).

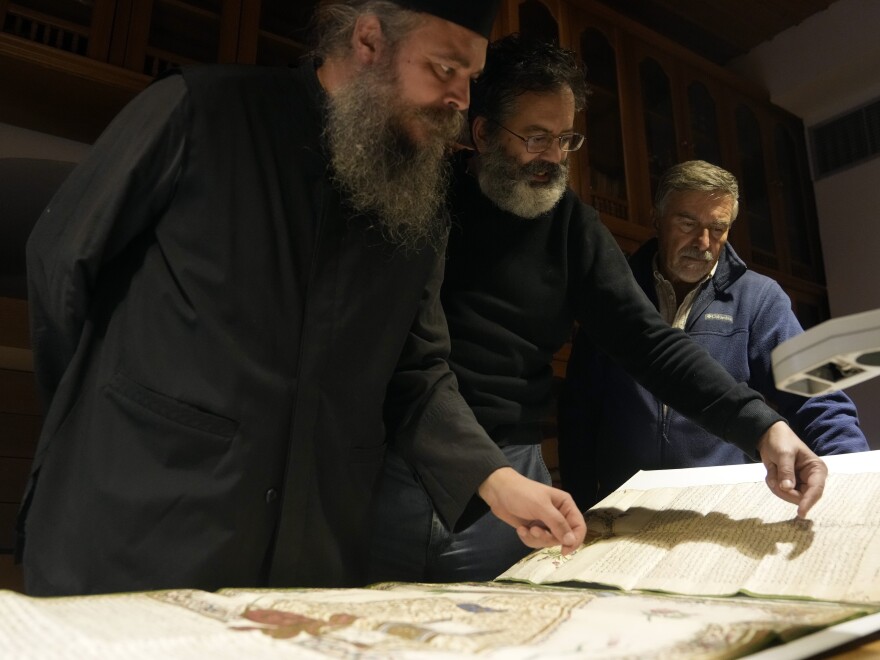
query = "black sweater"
xmin=441 ymin=156 xmax=782 ymax=449
xmin=22 ymin=65 xmax=506 ymax=595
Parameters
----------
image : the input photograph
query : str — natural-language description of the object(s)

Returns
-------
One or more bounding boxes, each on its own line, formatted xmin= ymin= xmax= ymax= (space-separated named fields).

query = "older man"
xmin=559 ymin=159 xmax=867 ymax=510
xmin=20 ymin=0 xmax=586 ymax=597
xmin=368 ymin=36 xmax=829 ymax=584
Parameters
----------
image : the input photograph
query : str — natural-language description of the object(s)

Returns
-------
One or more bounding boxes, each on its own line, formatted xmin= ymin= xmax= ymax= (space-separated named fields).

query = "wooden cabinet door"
xmin=570 ymin=10 xmax=652 ymax=251
xmin=0 ymin=0 xmax=118 ymax=60
xmin=631 ymin=45 xmax=687 ymax=207
xmin=681 ymin=68 xmax=726 ymax=167
xmin=571 ymin=14 xmax=628 ymax=218
xmin=725 ymin=96 xmax=827 ymax=289
xmin=728 ymin=96 xmax=781 ymax=271
xmin=235 ymin=0 xmax=315 ymax=66
xmin=0 ymin=297 xmax=39 ymax=557
xmin=502 ymin=0 xmax=571 ymax=45
xmin=122 ymin=0 xmax=243 ymax=76
xmin=772 ymin=115 xmax=826 ymax=284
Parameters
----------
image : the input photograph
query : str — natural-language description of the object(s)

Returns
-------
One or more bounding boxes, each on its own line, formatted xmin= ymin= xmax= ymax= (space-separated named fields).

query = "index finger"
xmin=796 ymin=482 xmax=824 ymax=518
xmin=551 ymin=491 xmax=587 ymax=553
xmin=795 ymin=458 xmax=828 ymax=518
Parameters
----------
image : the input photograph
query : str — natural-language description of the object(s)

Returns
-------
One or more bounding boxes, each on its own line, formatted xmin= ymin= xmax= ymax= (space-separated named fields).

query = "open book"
xmin=1 ymin=453 xmax=878 ymax=658
xmin=498 ymin=453 xmax=880 ymax=605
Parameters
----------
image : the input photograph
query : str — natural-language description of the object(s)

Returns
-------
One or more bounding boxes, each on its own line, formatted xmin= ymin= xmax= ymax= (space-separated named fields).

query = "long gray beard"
xmin=477 ymin=143 xmax=568 ymax=219
xmin=325 ymin=63 xmax=463 ymax=252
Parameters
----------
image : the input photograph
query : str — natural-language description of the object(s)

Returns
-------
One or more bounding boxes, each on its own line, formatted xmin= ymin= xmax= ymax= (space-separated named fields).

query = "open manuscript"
xmin=1 ymin=453 xmax=879 ymax=658
xmin=498 ymin=462 xmax=880 ymax=605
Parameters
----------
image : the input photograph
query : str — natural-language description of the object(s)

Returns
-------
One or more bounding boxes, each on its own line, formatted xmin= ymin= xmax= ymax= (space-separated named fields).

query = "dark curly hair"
xmin=470 ymin=34 xmax=588 ymax=125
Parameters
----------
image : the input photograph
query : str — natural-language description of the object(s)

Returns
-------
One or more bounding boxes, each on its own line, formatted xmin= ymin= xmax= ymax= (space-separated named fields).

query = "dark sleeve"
xmin=384 ymin=246 xmax=509 ymax=529
xmin=745 ymin=279 xmax=869 ymax=454
xmin=26 ymin=75 xmax=188 ymax=410
xmin=566 ymin=206 xmax=782 ymax=457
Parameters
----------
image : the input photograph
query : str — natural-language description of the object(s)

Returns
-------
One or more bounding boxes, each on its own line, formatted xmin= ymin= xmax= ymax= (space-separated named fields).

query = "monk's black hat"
xmin=392 ymin=0 xmax=501 ymax=39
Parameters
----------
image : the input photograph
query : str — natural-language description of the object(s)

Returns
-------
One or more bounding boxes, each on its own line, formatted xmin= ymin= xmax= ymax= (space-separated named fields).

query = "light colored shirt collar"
xmin=652 ymin=255 xmax=718 ymax=329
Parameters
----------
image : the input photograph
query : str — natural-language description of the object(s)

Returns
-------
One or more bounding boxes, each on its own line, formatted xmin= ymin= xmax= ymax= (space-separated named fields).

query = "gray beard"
xmin=324 ymin=61 xmax=463 ymax=252
xmin=476 ymin=142 xmax=568 ymax=219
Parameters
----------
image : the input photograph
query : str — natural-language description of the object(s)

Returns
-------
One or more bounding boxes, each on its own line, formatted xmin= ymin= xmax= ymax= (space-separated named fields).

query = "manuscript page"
xmin=498 ymin=471 xmax=880 ymax=604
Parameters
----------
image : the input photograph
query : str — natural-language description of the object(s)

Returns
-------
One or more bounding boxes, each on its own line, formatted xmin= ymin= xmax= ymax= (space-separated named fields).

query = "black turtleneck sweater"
xmin=441 ymin=156 xmax=782 ymax=450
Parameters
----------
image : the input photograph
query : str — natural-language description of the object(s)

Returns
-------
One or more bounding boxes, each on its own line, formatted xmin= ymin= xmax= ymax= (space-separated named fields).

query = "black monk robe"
xmin=21 ymin=62 xmax=507 ymax=596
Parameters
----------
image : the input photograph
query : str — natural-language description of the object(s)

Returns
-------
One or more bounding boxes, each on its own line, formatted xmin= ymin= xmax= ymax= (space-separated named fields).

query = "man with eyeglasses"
xmin=368 ymin=34 xmax=827 ymax=583
xmin=558 ymin=160 xmax=867 ymax=511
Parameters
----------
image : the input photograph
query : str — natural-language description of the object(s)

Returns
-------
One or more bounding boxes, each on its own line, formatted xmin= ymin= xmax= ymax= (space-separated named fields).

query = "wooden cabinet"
xmin=0 ymin=0 xmax=319 ymax=140
xmin=0 ymin=0 xmax=118 ymax=60
xmin=244 ymin=0 xmax=313 ymax=67
xmin=570 ymin=12 xmax=645 ymax=253
xmin=0 ymin=0 xmax=317 ymax=74
xmin=0 ymin=0 xmax=828 ymax=307
xmin=120 ymin=0 xmax=239 ymax=76
xmin=119 ymin=0 xmax=314 ymax=75
xmin=1 ymin=0 xmax=828 ymax=304
xmin=0 ymin=297 xmax=38 ymax=590
xmin=0 ymin=0 xmax=831 ymax=527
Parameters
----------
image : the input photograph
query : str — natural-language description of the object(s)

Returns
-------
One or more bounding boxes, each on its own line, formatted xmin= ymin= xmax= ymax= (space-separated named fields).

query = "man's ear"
xmin=471 ymin=116 xmax=490 ymax=153
xmin=351 ymin=14 xmax=387 ymax=65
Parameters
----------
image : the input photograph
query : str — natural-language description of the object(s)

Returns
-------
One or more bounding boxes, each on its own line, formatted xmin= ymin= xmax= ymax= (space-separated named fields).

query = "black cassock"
xmin=21 ymin=62 xmax=506 ymax=595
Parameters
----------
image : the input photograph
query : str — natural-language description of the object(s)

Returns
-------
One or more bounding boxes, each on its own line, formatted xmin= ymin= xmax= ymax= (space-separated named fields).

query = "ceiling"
xmin=590 ymin=0 xmax=840 ymax=66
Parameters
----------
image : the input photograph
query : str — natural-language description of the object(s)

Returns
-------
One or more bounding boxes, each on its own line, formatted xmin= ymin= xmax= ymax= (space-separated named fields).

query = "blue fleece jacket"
xmin=558 ymin=239 xmax=868 ymax=510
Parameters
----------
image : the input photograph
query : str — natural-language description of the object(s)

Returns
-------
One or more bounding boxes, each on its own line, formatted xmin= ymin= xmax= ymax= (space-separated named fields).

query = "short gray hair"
xmin=311 ymin=1 xmax=424 ymax=60
xmin=654 ymin=160 xmax=740 ymax=221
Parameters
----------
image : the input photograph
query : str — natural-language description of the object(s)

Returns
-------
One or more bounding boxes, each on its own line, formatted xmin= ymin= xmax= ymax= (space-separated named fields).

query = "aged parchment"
xmin=498 ymin=472 xmax=880 ymax=604
xmin=0 ymin=583 xmax=872 ymax=658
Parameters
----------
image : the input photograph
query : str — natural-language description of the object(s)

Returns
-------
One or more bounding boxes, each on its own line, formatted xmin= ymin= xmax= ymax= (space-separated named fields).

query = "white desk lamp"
xmin=772 ymin=308 xmax=880 ymax=396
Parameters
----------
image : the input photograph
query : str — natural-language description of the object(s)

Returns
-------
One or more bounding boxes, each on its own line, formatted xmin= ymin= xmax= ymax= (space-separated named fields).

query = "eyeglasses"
xmin=489 ymin=119 xmax=585 ymax=153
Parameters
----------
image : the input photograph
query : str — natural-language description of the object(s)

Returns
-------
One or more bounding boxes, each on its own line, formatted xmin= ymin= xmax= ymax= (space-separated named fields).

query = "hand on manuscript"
xmin=757 ymin=421 xmax=828 ymax=518
xmin=478 ymin=466 xmax=587 ymax=555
